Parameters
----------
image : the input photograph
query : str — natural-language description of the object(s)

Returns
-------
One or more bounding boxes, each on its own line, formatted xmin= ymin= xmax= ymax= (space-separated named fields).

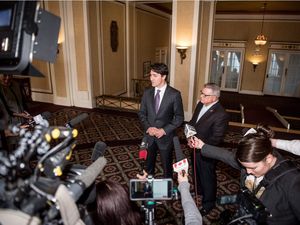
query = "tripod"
xmin=142 ymin=201 xmax=156 ymax=225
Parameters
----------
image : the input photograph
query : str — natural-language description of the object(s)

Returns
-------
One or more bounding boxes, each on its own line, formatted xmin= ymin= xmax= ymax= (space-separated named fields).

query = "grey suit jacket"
xmin=138 ymin=85 xmax=184 ymax=148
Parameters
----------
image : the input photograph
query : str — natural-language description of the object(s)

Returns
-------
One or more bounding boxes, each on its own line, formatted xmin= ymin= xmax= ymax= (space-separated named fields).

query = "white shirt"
xmin=196 ymin=101 xmax=218 ymax=122
xmin=155 ymin=84 xmax=167 ymax=109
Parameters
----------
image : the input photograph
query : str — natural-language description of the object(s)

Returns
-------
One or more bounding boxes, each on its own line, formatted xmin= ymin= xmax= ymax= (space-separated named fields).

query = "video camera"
xmin=0 ymin=1 xmax=60 ymax=76
xmin=0 ymin=114 xmax=106 ymax=225
xmin=218 ymin=188 xmax=270 ymax=225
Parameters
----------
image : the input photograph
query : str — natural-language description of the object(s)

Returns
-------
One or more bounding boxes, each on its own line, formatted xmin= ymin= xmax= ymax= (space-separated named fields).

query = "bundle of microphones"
xmin=0 ymin=111 xmax=110 ymax=225
xmin=137 ymin=134 xmax=193 ymax=177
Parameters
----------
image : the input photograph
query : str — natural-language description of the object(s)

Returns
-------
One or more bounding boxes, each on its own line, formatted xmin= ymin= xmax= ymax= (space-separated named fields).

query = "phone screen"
xmin=130 ymin=179 xmax=173 ymax=201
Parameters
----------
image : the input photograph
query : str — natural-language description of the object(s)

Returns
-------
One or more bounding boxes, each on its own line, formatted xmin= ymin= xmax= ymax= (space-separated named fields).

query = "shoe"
xmin=199 ymin=207 xmax=212 ymax=216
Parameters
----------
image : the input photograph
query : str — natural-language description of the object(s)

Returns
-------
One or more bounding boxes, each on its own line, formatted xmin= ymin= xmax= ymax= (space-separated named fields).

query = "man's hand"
xmin=147 ymin=127 xmax=158 ymax=136
xmin=146 ymin=127 xmax=166 ymax=139
xmin=188 ymin=136 xmax=204 ymax=149
xmin=154 ymin=128 xmax=165 ymax=139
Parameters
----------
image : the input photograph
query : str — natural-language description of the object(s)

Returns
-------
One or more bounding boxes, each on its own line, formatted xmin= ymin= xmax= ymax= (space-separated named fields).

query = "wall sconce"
xmin=176 ymin=46 xmax=188 ymax=64
xmin=57 ymin=28 xmax=65 ymax=54
xmin=252 ymin=62 xmax=258 ymax=72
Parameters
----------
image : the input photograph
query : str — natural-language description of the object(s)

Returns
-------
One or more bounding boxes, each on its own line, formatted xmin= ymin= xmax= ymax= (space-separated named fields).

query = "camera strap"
xmin=259 ymin=159 xmax=298 ymax=190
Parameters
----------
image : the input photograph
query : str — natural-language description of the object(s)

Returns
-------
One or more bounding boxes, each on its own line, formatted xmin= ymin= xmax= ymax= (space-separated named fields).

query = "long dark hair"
xmin=96 ymin=180 xmax=142 ymax=225
xmin=236 ymin=124 xmax=275 ymax=163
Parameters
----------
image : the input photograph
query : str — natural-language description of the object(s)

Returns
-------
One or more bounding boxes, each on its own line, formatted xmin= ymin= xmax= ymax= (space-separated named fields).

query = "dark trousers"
xmin=146 ymin=141 xmax=173 ymax=178
xmin=192 ymin=151 xmax=217 ymax=210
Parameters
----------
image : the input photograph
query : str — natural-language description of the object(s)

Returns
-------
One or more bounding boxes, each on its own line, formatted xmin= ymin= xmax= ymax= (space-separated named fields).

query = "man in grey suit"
xmin=187 ymin=83 xmax=229 ymax=215
xmin=138 ymin=63 xmax=184 ymax=178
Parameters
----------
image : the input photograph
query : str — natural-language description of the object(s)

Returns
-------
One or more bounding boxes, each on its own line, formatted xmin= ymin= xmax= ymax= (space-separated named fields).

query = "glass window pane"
xmin=225 ymin=51 xmax=241 ymax=89
xmin=210 ymin=50 xmax=225 ymax=87
xmin=264 ymin=53 xmax=285 ymax=94
xmin=284 ymin=53 xmax=300 ymax=97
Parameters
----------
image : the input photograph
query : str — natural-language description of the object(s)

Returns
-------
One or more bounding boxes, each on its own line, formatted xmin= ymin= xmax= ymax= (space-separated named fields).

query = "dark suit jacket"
xmin=138 ymin=85 xmax=184 ymax=148
xmin=189 ymin=101 xmax=229 ymax=146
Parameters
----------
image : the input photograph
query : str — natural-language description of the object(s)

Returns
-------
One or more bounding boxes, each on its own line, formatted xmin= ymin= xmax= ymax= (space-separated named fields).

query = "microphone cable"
xmin=193 ymin=145 xmax=199 ymax=208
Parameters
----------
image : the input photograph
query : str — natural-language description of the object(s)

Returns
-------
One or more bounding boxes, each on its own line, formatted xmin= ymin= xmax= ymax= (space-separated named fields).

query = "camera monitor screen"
xmin=130 ymin=179 xmax=173 ymax=201
xmin=0 ymin=6 xmax=13 ymax=28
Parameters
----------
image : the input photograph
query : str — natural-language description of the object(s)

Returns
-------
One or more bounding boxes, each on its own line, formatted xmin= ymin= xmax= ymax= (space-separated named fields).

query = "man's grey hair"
xmin=204 ymin=83 xmax=220 ymax=98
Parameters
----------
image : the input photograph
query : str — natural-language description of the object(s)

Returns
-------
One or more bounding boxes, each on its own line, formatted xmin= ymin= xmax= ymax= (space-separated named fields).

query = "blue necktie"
xmin=154 ymin=90 xmax=161 ymax=113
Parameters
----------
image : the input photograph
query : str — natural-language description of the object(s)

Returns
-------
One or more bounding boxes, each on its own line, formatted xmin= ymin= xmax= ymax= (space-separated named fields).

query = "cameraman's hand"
xmin=178 ymin=171 xmax=188 ymax=184
xmin=137 ymin=170 xmax=148 ymax=180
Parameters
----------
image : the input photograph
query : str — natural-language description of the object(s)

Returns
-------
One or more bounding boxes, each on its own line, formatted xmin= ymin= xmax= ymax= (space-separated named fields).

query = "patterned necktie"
xmin=154 ymin=90 xmax=161 ymax=113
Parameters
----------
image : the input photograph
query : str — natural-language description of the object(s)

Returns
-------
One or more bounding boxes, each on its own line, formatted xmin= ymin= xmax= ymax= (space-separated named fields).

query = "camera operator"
xmin=95 ymin=180 xmax=142 ymax=225
xmin=188 ymin=124 xmax=300 ymax=225
xmin=137 ymin=170 xmax=203 ymax=225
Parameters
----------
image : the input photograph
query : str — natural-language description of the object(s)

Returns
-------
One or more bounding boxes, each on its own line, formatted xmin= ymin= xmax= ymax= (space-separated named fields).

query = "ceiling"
xmin=143 ymin=1 xmax=300 ymax=16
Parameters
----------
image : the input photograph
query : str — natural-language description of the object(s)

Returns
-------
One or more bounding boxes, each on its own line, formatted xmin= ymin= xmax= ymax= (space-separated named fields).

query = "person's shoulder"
xmin=166 ymin=85 xmax=181 ymax=94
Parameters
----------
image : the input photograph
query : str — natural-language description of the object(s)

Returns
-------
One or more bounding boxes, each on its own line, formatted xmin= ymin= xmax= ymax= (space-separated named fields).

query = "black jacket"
xmin=201 ymin=144 xmax=300 ymax=225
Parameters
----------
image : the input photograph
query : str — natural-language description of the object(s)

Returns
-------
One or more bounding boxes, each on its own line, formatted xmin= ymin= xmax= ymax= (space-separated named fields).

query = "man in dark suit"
xmin=187 ymin=83 xmax=229 ymax=215
xmin=138 ymin=63 xmax=184 ymax=178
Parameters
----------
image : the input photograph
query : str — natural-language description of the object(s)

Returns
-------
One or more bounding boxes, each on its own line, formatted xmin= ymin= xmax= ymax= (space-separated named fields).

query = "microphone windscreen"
xmin=76 ymin=156 xmax=107 ymax=188
xmin=139 ymin=149 xmax=147 ymax=160
xmin=41 ymin=111 xmax=51 ymax=120
xmin=67 ymin=113 xmax=88 ymax=128
xmin=173 ymin=136 xmax=185 ymax=162
xmin=91 ymin=141 xmax=107 ymax=161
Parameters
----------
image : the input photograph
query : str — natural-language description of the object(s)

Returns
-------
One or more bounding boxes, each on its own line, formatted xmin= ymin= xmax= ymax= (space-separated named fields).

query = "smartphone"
xmin=217 ymin=194 xmax=238 ymax=205
xmin=129 ymin=178 xmax=173 ymax=201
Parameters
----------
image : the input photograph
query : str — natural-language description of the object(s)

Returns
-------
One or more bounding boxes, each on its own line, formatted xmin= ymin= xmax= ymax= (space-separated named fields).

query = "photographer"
xmin=95 ymin=180 xmax=142 ymax=225
xmin=188 ymin=124 xmax=300 ymax=225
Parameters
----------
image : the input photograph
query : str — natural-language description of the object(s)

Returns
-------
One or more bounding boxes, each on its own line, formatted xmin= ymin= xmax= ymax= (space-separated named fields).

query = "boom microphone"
xmin=91 ymin=141 xmax=107 ymax=162
xmin=172 ymin=136 xmax=189 ymax=175
xmin=67 ymin=156 xmax=107 ymax=202
xmin=65 ymin=113 xmax=88 ymax=128
xmin=139 ymin=136 xmax=148 ymax=174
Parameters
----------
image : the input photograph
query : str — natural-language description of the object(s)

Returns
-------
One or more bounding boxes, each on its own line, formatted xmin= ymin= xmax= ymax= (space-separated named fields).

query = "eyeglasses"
xmin=200 ymin=91 xmax=215 ymax=97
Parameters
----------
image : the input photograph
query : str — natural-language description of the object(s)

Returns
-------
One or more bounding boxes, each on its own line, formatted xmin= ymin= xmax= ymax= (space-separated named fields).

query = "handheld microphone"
xmin=91 ymin=141 xmax=107 ymax=162
xmin=65 ymin=113 xmax=88 ymax=128
xmin=33 ymin=111 xmax=51 ymax=125
xmin=67 ymin=156 xmax=107 ymax=202
xmin=138 ymin=136 xmax=148 ymax=174
xmin=184 ymin=123 xmax=197 ymax=139
xmin=172 ymin=136 xmax=188 ymax=176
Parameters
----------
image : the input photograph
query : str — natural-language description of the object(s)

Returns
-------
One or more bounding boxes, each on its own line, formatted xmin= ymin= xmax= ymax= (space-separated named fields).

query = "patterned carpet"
xmin=32 ymin=105 xmax=299 ymax=225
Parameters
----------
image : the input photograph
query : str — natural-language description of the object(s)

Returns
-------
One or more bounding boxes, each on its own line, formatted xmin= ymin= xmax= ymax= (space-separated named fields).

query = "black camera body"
xmin=218 ymin=188 xmax=270 ymax=225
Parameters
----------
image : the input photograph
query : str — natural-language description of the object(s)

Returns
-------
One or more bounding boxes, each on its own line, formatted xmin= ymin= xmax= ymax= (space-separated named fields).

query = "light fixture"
xmin=252 ymin=62 xmax=259 ymax=72
xmin=254 ymin=3 xmax=267 ymax=46
xmin=57 ymin=28 xmax=65 ymax=54
xmin=176 ymin=46 xmax=188 ymax=64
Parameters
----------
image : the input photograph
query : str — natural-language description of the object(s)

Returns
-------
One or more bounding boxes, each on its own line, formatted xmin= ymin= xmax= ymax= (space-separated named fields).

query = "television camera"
xmin=0 ymin=115 xmax=107 ymax=225
xmin=0 ymin=1 xmax=60 ymax=76
xmin=217 ymin=188 xmax=270 ymax=225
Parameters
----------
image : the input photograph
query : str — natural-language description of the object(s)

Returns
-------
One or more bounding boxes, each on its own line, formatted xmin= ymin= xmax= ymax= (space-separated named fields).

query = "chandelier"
xmin=255 ymin=3 xmax=267 ymax=46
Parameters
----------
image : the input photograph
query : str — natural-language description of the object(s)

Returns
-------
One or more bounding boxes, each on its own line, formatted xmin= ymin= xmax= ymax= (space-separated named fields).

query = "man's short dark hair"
xmin=150 ymin=63 xmax=169 ymax=77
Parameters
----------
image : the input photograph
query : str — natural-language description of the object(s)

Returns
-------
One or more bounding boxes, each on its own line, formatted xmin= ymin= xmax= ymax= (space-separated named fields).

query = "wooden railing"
xmin=96 ymin=95 xmax=140 ymax=111
xmin=131 ymin=78 xmax=151 ymax=97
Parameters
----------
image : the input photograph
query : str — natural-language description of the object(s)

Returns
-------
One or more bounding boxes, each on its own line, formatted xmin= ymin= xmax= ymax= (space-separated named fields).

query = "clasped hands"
xmin=146 ymin=127 xmax=166 ymax=139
